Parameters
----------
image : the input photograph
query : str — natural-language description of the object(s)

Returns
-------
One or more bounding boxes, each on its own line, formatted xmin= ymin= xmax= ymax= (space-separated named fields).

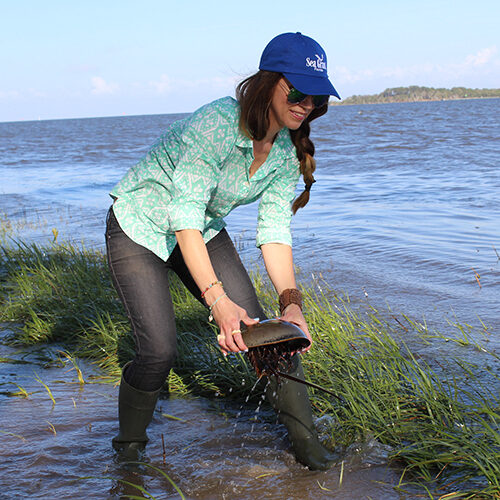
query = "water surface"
xmin=1 ymin=99 xmax=498 ymax=339
xmin=1 ymin=99 xmax=499 ymax=498
xmin=0 ymin=331 xmax=402 ymax=499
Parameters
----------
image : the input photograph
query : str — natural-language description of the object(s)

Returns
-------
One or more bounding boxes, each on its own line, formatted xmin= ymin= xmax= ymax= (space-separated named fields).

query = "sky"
xmin=0 ymin=0 xmax=498 ymax=122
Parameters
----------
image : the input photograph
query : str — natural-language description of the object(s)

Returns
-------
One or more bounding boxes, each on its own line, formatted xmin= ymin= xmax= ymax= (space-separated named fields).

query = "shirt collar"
xmin=235 ymin=127 xmax=253 ymax=149
xmin=236 ymin=124 xmax=296 ymax=160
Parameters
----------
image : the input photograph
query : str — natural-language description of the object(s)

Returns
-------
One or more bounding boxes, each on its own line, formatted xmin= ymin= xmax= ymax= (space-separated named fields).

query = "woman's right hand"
xmin=209 ymin=294 xmax=258 ymax=354
xmin=173 ymin=229 xmax=258 ymax=354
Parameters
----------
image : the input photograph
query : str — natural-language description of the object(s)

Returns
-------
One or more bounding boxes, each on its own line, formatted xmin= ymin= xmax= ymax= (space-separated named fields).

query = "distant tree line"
xmin=332 ymin=86 xmax=500 ymax=105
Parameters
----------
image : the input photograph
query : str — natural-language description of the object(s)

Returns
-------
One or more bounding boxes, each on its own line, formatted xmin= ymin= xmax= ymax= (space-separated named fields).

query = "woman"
xmin=106 ymin=32 xmax=340 ymax=470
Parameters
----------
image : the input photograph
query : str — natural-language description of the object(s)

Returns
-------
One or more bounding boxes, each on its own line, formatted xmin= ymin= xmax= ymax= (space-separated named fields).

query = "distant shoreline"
xmin=332 ymin=96 xmax=499 ymax=107
xmin=331 ymin=85 xmax=500 ymax=106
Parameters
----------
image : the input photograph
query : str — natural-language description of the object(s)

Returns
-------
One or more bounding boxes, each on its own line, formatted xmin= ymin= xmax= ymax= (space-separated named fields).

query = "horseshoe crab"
xmin=242 ymin=319 xmax=310 ymax=350
xmin=241 ymin=319 xmax=308 ymax=378
xmin=241 ymin=319 xmax=342 ymax=401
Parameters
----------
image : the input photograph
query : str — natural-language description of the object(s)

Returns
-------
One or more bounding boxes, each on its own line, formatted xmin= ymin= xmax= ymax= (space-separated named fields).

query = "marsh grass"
xmin=33 ymin=372 xmax=56 ymax=405
xmin=11 ymin=383 xmax=31 ymax=398
xmin=1 ymin=240 xmax=499 ymax=497
xmin=0 ymin=210 xmax=53 ymax=245
xmin=59 ymin=350 xmax=85 ymax=385
xmin=0 ymin=429 xmax=26 ymax=441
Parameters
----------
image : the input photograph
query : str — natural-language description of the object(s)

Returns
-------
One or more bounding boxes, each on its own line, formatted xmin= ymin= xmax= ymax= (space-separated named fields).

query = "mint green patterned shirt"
xmin=110 ymin=97 xmax=301 ymax=261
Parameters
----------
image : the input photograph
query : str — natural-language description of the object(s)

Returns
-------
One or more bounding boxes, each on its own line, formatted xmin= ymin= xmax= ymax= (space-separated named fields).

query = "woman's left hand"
xmin=280 ymin=304 xmax=312 ymax=353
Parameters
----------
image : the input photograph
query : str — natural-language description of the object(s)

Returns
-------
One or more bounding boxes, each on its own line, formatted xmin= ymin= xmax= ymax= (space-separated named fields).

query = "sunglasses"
xmin=286 ymin=86 xmax=329 ymax=108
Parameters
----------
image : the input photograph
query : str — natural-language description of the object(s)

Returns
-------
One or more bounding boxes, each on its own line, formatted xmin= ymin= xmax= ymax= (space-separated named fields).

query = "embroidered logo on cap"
xmin=305 ymin=54 xmax=326 ymax=72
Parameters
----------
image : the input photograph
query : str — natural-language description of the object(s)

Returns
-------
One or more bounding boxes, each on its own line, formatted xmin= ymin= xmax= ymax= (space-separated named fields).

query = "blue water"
xmin=1 ymin=99 xmax=499 ymax=345
xmin=1 ymin=99 xmax=499 ymax=499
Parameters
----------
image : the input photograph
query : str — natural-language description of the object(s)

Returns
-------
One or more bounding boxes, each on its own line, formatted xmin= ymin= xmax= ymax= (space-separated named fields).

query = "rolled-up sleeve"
xmin=256 ymin=161 xmax=300 ymax=247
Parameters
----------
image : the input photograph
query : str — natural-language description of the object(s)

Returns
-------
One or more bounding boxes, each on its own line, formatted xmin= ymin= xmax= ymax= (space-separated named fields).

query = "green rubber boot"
xmin=266 ymin=355 xmax=336 ymax=471
xmin=112 ymin=363 xmax=161 ymax=461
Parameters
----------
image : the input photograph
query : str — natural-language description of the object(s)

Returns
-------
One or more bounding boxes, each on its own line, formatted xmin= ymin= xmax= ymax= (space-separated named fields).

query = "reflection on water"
xmin=1 ymin=330 xmax=407 ymax=499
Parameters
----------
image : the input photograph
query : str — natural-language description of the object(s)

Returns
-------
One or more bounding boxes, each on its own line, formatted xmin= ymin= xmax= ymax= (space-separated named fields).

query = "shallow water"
xmin=1 ymin=99 xmax=498 ymax=342
xmin=1 ymin=330 xmax=407 ymax=499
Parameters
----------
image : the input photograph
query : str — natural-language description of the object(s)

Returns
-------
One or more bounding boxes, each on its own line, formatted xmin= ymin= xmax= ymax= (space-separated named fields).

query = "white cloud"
xmin=463 ymin=46 xmax=497 ymax=67
xmin=333 ymin=66 xmax=374 ymax=83
xmin=332 ymin=46 xmax=499 ymax=88
xmin=149 ymin=74 xmax=172 ymax=94
xmin=91 ymin=76 xmax=118 ymax=95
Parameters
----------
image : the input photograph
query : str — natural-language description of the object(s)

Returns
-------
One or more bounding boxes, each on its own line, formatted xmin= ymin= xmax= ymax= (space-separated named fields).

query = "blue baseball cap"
xmin=259 ymin=32 xmax=340 ymax=99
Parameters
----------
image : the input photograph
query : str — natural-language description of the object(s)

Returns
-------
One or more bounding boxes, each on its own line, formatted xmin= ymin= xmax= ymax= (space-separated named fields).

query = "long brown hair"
xmin=235 ymin=70 xmax=328 ymax=213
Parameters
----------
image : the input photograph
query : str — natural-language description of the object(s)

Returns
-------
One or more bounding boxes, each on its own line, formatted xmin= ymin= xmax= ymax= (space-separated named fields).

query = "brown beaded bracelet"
xmin=279 ymin=288 xmax=303 ymax=315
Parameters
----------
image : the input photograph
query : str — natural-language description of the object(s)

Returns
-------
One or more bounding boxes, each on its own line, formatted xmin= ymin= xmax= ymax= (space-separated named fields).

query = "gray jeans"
xmin=105 ymin=206 xmax=266 ymax=391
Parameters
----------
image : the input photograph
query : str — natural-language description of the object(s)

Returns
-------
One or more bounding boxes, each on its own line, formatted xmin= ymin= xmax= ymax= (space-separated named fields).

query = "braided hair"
xmin=236 ymin=71 xmax=328 ymax=213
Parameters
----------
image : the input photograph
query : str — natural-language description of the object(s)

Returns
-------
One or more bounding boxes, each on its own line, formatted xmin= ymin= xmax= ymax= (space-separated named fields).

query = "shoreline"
xmin=330 ymin=95 xmax=500 ymax=106
xmin=331 ymin=85 xmax=500 ymax=106
xmin=3 ymin=91 xmax=499 ymax=124
xmin=2 ymin=204 xmax=499 ymax=347
xmin=0 ymin=239 xmax=499 ymax=497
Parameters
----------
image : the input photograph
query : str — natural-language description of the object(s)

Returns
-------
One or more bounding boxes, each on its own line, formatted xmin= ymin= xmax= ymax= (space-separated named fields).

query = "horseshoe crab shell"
xmin=241 ymin=319 xmax=310 ymax=351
